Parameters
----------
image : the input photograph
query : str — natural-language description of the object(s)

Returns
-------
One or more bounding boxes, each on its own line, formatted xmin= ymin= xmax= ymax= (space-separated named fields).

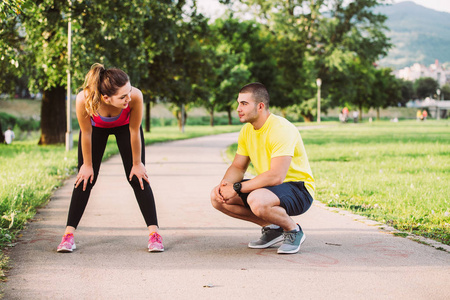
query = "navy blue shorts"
xmin=239 ymin=180 xmax=313 ymax=216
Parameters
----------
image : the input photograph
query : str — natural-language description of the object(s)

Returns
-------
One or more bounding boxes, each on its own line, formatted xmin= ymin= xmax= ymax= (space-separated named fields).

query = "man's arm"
xmin=220 ymin=155 xmax=292 ymax=199
xmin=212 ymin=154 xmax=249 ymax=201
xmin=222 ymin=154 xmax=250 ymax=184
xmin=240 ymin=156 xmax=291 ymax=193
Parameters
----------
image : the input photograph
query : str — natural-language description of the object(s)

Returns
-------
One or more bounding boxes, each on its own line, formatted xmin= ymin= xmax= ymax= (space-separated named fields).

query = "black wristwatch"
xmin=233 ymin=182 xmax=242 ymax=195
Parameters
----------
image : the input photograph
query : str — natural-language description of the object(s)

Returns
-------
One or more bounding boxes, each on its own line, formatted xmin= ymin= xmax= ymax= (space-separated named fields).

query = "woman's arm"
xmin=128 ymin=87 xmax=149 ymax=190
xmin=74 ymin=91 xmax=94 ymax=191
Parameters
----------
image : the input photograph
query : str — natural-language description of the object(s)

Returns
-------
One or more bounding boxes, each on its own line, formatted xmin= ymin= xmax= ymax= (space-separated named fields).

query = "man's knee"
xmin=247 ymin=189 xmax=277 ymax=216
xmin=247 ymin=193 xmax=264 ymax=216
xmin=210 ymin=190 xmax=222 ymax=210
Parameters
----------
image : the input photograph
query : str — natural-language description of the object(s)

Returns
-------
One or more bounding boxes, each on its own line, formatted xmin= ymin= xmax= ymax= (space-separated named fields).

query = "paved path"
xmin=2 ymin=131 xmax=449 ymax=299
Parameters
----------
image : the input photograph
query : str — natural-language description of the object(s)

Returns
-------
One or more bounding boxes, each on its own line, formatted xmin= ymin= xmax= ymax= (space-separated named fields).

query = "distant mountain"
xmin=376 ymin=1 xmax=450 ymax=69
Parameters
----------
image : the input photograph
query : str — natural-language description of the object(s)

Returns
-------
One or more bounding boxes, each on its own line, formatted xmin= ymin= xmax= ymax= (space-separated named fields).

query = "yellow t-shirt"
xmin=237 ymin=114 xmax=315 ymax=198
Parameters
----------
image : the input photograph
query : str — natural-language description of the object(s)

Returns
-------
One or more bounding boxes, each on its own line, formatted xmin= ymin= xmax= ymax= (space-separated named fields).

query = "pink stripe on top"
xmin=91 ymin=106 xmax=131 ymax=128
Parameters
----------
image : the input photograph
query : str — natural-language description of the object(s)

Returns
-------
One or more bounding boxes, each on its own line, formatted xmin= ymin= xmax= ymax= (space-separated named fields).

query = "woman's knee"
xmin=127 ymin=176 xmax=147 ymax=191
xmin=74 ymin=178 xmax=97 ymax=192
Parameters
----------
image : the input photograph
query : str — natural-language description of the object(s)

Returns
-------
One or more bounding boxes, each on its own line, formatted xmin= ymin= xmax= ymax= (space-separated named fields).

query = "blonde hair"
xmin=82 ymin=63 xmax=129 ymax=116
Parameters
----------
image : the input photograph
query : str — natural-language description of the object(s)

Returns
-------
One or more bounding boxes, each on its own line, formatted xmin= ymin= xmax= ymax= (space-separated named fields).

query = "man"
xmin=210 ymin=82 xmax=315 ymax=254
xmin=4 ymin=127 xmax=15 ymax=144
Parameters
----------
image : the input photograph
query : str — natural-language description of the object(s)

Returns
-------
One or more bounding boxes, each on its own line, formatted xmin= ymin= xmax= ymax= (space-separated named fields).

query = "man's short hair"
xmin=239 ymin=82 xmax=270 ymax=108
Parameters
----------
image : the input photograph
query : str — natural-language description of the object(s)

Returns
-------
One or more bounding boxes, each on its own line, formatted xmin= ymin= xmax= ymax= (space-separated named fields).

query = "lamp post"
xmin=65 ymin=0 xmax=73 ymax=151
xmin=316 ymin=78 xmax=322 ymax=123
xmin=436 ymin=89 xmax=441 ymax=120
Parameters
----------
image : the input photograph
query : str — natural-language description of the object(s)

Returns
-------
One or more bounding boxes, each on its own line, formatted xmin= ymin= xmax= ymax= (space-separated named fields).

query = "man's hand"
xmin=219 ymin=180 xmax=238 ymax=200
xmin=211 ymin=184 xmax=225 ymax=203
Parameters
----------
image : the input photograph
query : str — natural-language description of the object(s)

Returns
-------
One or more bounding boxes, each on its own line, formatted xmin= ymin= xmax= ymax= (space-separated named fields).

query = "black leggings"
xmin=66 ymin=124 xmax=158 ymax=228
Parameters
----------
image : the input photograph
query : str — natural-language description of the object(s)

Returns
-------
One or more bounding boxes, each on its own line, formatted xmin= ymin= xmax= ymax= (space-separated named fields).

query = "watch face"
xmin=233 ymin=182 xmax=241 ymax=192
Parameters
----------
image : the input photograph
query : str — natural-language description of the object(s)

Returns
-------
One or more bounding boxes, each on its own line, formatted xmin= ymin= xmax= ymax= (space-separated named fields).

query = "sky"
xmin=197 ymin=0 xmax=450 ymax=17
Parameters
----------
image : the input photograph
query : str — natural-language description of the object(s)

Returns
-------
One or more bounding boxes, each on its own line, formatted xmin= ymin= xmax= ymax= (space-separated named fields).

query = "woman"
xmin=57 ymin=63 xmax=163 ymax=252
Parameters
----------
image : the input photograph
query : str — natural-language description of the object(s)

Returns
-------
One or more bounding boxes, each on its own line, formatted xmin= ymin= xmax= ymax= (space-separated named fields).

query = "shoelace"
xmin=149 ymin=233 xmax=162 ymax=243
xmin=283 ymin=232 xmax=296 ymax=243
xmin=61 ymin=234 xmax=73 ymax=244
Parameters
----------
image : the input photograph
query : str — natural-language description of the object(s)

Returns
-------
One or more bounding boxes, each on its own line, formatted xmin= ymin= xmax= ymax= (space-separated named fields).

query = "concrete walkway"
xmin=2 ymin=131 xmax=449 ymax=299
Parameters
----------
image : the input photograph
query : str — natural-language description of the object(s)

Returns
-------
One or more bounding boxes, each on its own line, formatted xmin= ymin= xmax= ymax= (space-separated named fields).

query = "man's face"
xmin=236 ymin=93 xmax=259 ymax=124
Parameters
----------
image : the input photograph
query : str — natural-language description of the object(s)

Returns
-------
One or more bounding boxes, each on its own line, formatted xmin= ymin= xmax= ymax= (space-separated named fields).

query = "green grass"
xmin=228 ymin=120 xmax=450 ymax=245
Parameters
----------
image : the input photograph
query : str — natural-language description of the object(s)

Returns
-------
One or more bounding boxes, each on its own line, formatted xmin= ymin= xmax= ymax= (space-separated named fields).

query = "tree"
xmin=399 ymin=79 xmax=414 ymax=106
xmin=0 ymin=9 xmax=26 ymax=96
xmin=314 ymin=0 xmax=392 ymax=111
xmin=236 ymin=0 xmax=322 ymax=108
xmin=286 ymin=97 xmax=330 ymax=122
xmin=75 ymin=0 xmax=210 ymax=133
xmin=71 ymin=0 xmax=179 ymax=133
xmin=414 ymin=77 xmax=439 ymax=99
xmin=137 ymin=1 xmax=182 ymax=132
xmin=203 ymin=17 xmax=265 ymax=126
xmin=230 ymin=0 xmax=392 ymax=119
xmin=19 ymin=0 xmax=71 ymax=145
xmin=16 ymin=0 xmax=190 ymax=143
xmin=369 ymin=67 xmax=402 ymax=119
xmin=165 ymin=9 xmax=211 ymax=131
xmin=0 ymin=125 xmax=4 ymax=143
xmin=440 ymin=84 xmax=450 ymax=100
xmin=20 ymin=0 xmax=135 ymax=144
xmin=0 ymin=0 xmax=32 ymax=17
xmin=207 ymin=53 xmax=251 ymax=126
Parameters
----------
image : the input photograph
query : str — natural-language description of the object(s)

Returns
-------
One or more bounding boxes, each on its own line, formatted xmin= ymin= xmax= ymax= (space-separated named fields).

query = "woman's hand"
xmin=75 ymin=164 xmax=94 ymax=191
xmin=129 ymin=162 xmax=150 ymax=190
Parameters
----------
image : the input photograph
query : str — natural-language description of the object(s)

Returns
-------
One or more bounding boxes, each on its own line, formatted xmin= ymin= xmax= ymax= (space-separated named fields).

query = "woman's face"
xmin=103 ymin=81 xmax=132 ymax=109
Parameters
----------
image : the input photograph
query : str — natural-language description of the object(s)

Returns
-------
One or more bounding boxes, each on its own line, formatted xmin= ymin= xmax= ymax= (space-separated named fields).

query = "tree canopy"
xmin=0 ymin=0 xmax=403 ymax=142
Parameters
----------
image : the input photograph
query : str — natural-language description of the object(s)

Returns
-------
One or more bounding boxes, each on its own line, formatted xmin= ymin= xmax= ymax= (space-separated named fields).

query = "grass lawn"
xmin=228 ymin=120 xmax=450 ymax=246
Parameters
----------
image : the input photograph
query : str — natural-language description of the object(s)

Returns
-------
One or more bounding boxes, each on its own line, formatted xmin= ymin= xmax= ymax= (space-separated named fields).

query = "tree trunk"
xmin=359 ymin=105 xmax=363 ymax=122
xmin=209 ymin=109 xmax=214 ymax=127
xmin=145 ymin=101 xmax=151 ymax=132
xmin=302 ymin=114 xmax=312 ymax=122
xmin=227 ymin=107 xmax=232 ymax=125
xmin=38 ymin=85 xmax=66 ymax=145
xmin=177 ymin=104 xmax=187 ymax=132
xmin=0 ymin=122 xmax=5 ymax=143
xmin=376 ymin=107 xmax=380 ymax=120
xmin=177 ymin=111 xmax=182 ymax=131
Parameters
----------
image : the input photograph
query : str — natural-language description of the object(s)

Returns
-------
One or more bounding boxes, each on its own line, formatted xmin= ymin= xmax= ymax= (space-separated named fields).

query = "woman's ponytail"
xmin=82 ymin=63 xmax=105 ymax=117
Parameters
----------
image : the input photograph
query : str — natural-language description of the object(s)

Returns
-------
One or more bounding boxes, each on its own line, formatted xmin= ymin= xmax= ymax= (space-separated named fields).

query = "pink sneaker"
xmin=57 ymin=233 xmax=76 ymax=253
xmin=148 ymin=232 xmax=164 ymax=252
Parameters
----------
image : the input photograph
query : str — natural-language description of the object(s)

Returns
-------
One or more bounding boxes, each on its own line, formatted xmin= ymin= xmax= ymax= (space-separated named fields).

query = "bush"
xmin=149 ymin=116 xmax=241 ymax=127
xmin=0 ymin=112 xmax=40 ymax=132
